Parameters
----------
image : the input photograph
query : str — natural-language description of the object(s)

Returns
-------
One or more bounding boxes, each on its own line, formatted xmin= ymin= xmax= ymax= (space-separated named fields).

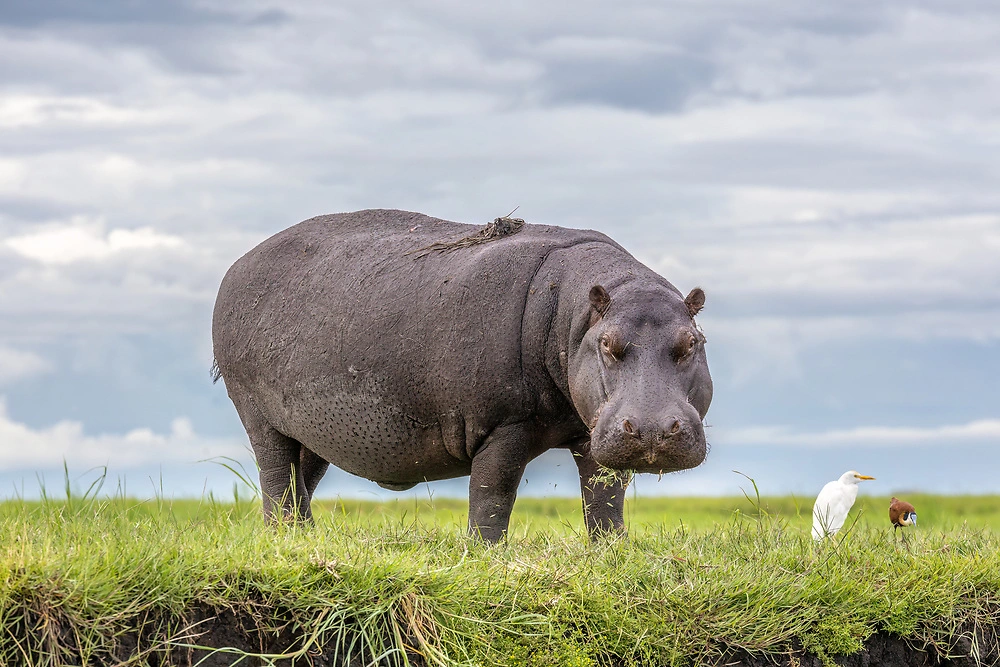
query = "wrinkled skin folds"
xmin=212 ymin=209 xmax=713 ymax=542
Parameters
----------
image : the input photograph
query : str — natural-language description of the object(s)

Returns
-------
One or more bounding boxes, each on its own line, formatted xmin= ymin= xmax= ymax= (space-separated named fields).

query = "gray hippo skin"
xmin=212 ymin=209 xmax=712 ymax=542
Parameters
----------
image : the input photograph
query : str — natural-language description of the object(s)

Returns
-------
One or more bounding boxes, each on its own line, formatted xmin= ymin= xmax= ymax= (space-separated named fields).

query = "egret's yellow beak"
xmin=855 ymin=474 xmax=875 ymax=480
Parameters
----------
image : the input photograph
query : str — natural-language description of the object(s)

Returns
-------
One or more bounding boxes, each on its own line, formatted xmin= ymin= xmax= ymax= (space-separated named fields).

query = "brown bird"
xmin=889 ymin=497 xmax=917 ymax=543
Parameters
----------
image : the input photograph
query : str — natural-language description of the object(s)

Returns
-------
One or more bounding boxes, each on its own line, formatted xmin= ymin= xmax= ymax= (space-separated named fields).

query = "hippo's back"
xmin=213 ymin=210 xmax=616 ymax=382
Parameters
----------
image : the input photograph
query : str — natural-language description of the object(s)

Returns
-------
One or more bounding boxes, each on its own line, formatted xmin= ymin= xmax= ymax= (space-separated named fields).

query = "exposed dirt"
xmin=12 ymin=601 xmax=421 ymax=667
xmin=120 ymin=604 xmax=428 ymax=667
xmin=714 ymin=626 xmax=1000 ymax=667
xmin=14 ymin=603 xmax=999 ymax=666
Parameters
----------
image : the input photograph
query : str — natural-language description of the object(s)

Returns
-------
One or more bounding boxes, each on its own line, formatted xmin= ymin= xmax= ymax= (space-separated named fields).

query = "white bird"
xmin=811 ymin=470 xmax=875 ymax=540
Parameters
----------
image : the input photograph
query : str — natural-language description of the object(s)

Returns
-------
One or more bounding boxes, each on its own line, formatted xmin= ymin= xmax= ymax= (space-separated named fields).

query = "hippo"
xmin=212 ymin=209 xmax=712 ymax=542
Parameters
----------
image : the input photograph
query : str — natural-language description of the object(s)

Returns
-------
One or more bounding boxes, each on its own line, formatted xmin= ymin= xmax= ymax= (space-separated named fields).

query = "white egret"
xmin=811 ymin=470 xmax=875 ymax=540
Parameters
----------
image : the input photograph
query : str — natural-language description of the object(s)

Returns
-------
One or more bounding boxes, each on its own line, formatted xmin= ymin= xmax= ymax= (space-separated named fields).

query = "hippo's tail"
xmin=210 ymin=358 xmax=222 ymax=384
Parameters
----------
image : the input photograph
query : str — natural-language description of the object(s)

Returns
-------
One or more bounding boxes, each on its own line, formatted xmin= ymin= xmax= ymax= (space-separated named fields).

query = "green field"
xmin=317 ymin=492 xmax=1000 ymax=535
xmin=2 ymin=492 xmax=999 ymax=666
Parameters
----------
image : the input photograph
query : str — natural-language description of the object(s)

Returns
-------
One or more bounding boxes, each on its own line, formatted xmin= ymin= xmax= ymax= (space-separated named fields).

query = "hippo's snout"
xmin=592 ymin=404 xmax=707 ymax=474
xmin=620 ymin=416 xmax=683 ymax=442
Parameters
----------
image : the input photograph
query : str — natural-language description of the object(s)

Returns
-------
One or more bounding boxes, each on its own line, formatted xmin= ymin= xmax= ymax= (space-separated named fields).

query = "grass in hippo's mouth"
xmin=588 ymin=466 xmax=635 ymax=487
xmin=1 ymin=492 xmax=1000 ymax=666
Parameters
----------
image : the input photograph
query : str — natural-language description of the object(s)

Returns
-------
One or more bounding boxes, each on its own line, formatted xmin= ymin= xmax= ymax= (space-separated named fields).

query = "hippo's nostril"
xmin=622 ymin=419 xmax=638 ymax=437
xmin=669 ymin=420 xmax=681 ymax=436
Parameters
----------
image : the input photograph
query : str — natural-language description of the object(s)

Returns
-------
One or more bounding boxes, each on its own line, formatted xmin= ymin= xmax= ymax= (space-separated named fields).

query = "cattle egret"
xmin=811 ymin=470 xmax=875 ymax=540
xmin=889 ymin=497 xmax=917 ymax=542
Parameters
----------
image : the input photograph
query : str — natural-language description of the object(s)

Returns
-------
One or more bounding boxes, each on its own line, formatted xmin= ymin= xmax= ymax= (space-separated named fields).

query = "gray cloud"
xmin=0 ymin=0 xmax=286 ymax=28
xmin=540 ymin=51 xmax=715 ymax=112
xmin=0 ymin=195 xmax=83 ymax=224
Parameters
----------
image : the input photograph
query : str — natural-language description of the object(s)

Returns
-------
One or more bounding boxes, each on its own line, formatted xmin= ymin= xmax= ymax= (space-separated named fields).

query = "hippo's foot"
xmin=377 ymin=481 xmax=418 ymax=491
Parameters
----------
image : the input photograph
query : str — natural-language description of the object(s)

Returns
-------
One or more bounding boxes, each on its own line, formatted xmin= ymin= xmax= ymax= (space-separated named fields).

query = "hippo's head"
xmin=568 ymin=283 xmax=712 ymax=474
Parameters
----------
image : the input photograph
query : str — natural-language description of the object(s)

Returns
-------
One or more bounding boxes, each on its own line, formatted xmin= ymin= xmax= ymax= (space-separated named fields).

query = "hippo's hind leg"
xmin=227 ymin=384 xmax=312 ymax=522
xmin=571 ymin=445 xmax=628 ymax=538
xmin=300 ymin=446 xmax=330 ymax=505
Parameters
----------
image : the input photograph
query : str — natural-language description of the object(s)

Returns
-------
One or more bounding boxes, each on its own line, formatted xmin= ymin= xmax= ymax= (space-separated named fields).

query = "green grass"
xmin=2 ymin=491 xmax=999 ymax=666
xmin=319 ymin=492 xmax=1000 ymax=535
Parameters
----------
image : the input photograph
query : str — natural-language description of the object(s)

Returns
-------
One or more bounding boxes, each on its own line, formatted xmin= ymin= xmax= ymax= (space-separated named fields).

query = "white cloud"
xmin=718 ymin=419 xmax=1000 ymax=447
xmin=0 ymin=94 xmax=170 ymax=129
xmin=0 ymin=150 xmax=277 ymax=207
xmin=534 ymin=36 xmax=680 ymax=61
xmin=0 ymin=215 xmax=248 ymax=342
xmin=0 ymin=398 xmax=246 ymax=468
xmin=5 ymin=219 xmax=185 ymax=265
xmin=0 ymin=159 xmax=24 ymax=190
xmin=6 ymin=225 xmax=179 ymax=266
xmin=0 ymin=347 xmax=53 ymax=385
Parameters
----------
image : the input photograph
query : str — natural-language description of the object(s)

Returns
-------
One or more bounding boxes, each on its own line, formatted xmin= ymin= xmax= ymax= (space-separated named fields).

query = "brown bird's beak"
xmin=855 ymin=474 xmax=875 ymax=480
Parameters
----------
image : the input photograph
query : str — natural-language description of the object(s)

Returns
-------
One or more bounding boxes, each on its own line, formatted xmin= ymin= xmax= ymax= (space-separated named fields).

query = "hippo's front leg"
xmin=572 ymin=446 xmax=628 ymax=538
xmin=467 ymin=424 xmax=534 ymax=542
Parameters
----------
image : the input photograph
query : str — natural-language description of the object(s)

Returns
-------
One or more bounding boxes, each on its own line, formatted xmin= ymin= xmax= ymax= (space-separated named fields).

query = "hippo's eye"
xmin=600 ymin=332 xmax=626 ymax=361
xmin=600 ymin=336 xmax=614 ymax=356
xmin=672 ymin=331 xmax=699 ymax=361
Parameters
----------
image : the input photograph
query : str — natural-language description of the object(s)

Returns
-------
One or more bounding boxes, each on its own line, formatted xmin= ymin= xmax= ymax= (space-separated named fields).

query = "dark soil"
xmin=123 ymin=603 xmax=427 ymax=667
xmin=12 ymin=603 xmax=999 ymax=666
xmin=716 ymin=626 xmax=999 ymax=667
xmin=12 ymin=601 xmax=422 ymax=667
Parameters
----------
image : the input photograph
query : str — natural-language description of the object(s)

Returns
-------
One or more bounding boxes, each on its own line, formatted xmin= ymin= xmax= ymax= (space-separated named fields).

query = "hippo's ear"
xmin=589 ymin=285 xmax=611 ymax=323
xmin=685 ymin=288 xmax=705 ymax=318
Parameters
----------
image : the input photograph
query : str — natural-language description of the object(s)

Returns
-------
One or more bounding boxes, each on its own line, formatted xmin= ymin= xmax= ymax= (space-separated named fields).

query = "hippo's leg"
xmin=299 ymin=446 xmax=330 ymax=505
xmin=467 ymin=424 xmax=533 ymax=543
xmin=572 ymin=447 xmax=628 ymax=538
xmin=227 ymin=384 xmax=311 ymax=521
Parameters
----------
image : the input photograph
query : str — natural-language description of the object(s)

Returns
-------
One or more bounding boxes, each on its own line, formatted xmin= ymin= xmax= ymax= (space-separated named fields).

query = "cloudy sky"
xmin=1 ymin=1 xmax=998 ymax=503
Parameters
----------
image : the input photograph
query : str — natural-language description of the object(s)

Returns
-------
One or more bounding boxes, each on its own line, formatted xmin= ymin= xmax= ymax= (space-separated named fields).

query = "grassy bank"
xmin=2 ymin=493 xmax=999 ymax=665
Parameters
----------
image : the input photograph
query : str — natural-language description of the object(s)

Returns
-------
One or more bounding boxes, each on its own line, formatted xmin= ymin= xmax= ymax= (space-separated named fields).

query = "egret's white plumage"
xmin=811 ymin=470 xmax=875 ymax=540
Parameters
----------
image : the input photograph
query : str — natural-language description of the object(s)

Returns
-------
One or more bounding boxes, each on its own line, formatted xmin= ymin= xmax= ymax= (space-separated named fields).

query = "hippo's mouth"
xmin=590 ymin=443 xmax=707 ymax=475
xmin=588 ymin=408 xmax=708 ymax=474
